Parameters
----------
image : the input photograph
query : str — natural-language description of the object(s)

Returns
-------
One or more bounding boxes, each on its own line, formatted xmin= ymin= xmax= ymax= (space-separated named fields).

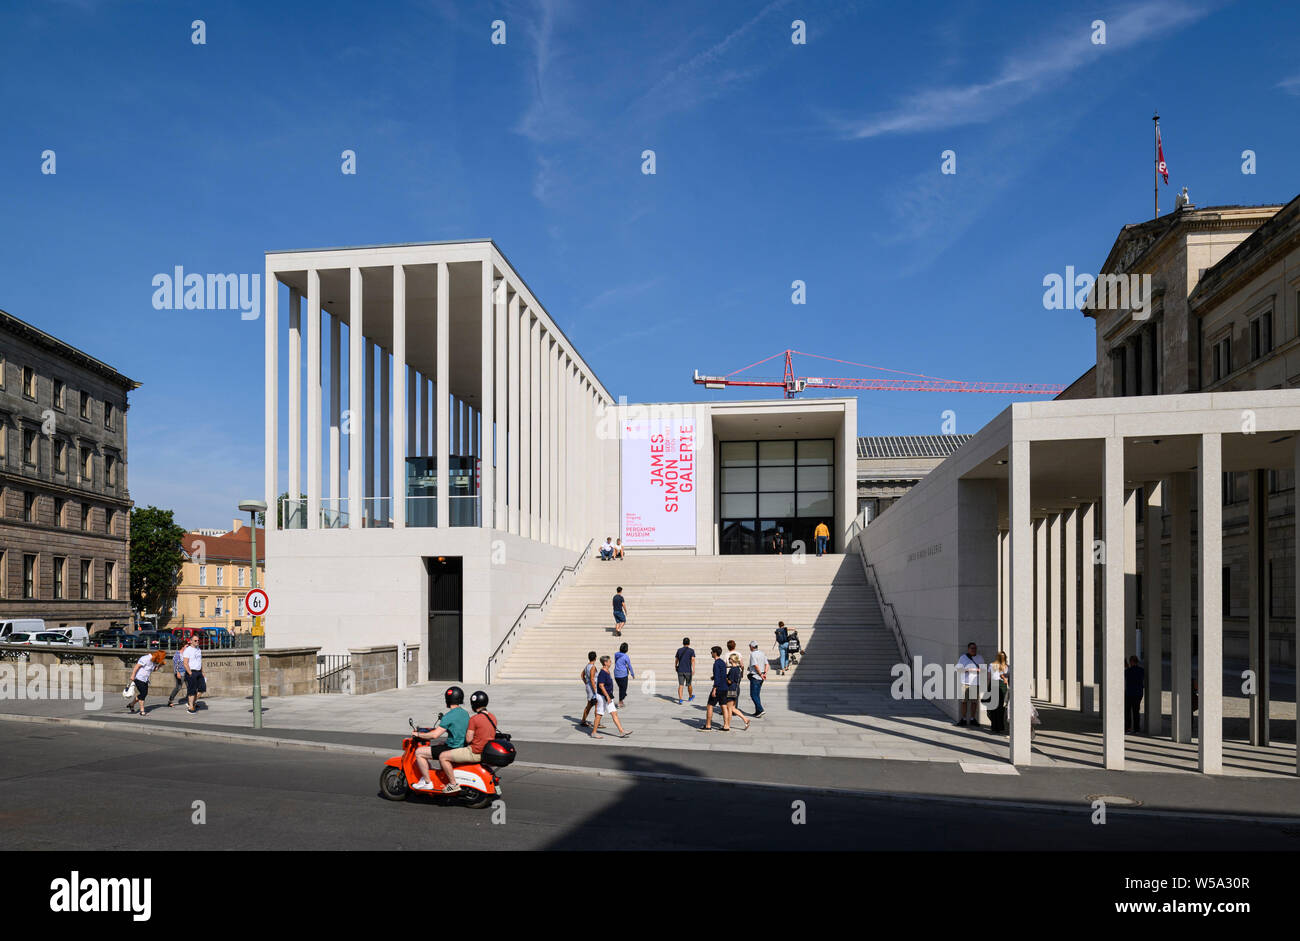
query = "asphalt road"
xmin=1 ymin=722 xmax=1296 ymax=850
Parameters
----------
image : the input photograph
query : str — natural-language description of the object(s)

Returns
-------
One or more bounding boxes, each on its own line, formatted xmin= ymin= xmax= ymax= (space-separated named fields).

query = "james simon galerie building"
xmin=263 ymin=193 xmax=1300 ymax=774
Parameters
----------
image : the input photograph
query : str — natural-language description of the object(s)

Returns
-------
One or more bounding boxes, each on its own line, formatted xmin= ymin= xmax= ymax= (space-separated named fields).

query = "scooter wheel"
xmin=379 ymin=766 xmax=409 ymax=801
xmin=461 ymin=788 xmax=492 ymax=809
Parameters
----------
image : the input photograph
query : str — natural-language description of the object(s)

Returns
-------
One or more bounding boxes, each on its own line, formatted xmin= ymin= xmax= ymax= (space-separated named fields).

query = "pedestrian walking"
xmin=675 ymin=637 xmax=695 ymax=704
xmin=774 ymin=621 xmax=790 ymax=675
xmin=613 ymin=642 xmax=634 ymax=707
xmin=724 ymin=653 xmax=750 ymax=731
xmin=986 ymin=651 xmax=1009 ymax=734
xmin=746 ymin=641 xmax=768 ymax=717
xmin=579 ymin=651 xmax=599 ymax=728
xmin=1124 ymin=655 xmax=1145 ymax=734
xmin=955 ymin=642 xmax=985 ymax=727
xmin=814 ymin=520 xmax=830 ymax=557
xmin=166 ymin=645 xmax=187 ymax=707
xmin=612 ymin=586 xmax=628 ymax=637
xmin=700 ymin=646 xmax=727 ymax=732
xmin=591 ymin=656 xmax=630 ymax=739
xmin=182 ymin=636 xmax=206 ymax=714
xmin=128 ymin=650 xmax=166 ymax=718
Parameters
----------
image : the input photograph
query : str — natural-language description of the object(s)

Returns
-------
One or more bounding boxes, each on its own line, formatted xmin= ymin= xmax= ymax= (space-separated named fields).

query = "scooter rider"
xmin=412 ymin=686 xmax=470 ymax=792
xmin=437 ymin=690 xmax=497 ymax=788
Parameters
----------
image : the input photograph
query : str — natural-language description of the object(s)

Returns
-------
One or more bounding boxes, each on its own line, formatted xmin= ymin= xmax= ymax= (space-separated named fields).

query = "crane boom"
xmin=693 ymin=350 xmax=1065 ymax=398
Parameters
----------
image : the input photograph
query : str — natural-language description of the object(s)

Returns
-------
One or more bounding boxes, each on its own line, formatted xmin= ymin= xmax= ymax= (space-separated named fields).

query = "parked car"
xmin=5 ymin=633 xmax=35 ymax=645
xmin=1 ymin=619 xmax=47 ymax=642
xmin=48 ymin=626 xmax=90 ymax=647
xmin=205 ymin=627 xmax=234 ymax=649
xmin=172 ymin=628 xmax=212 ymax=649
xmin=91 ymin=629 xmax=129 ymax=648
xmin=119 ymin=634 xmax=150 ymax=649
xmin=33 ymin=632 xmax=72 ymax=645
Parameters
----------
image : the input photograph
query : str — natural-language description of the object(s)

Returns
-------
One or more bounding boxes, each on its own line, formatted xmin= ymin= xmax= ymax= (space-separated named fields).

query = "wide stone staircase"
xmin=494 ymin=553 xmax=899 ymax=684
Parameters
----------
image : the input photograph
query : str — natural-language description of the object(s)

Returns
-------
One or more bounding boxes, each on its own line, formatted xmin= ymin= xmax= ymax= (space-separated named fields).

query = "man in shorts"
xmin=612 ymin=587 xmax=628 ymax=637
xmin=700 ymin=646 xmax=726 ymax=732
xmin=675 ymin=637 xmax=695 ymax=704
xmin=956 ymin=642 xmax=986 ymax=728
xmin=591 ymin=655 xmax=629 ymax=739
xmin=579 ymin=651 xmax=599 ymax=728
xmin=182 ymin=636 xmax=205 ymax=714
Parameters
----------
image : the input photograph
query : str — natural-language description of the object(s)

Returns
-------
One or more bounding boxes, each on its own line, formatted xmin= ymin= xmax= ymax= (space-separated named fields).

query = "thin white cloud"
xmin=1278 ymin=75 xmax=1300 ymax=95
xmin=583 ymin=277 xmax=664 ymax=311
xmin=831 ymin=0 xmax=1213 ymax=140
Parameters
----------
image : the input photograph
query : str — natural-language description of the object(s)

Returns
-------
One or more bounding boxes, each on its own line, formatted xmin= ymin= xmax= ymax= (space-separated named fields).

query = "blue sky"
xmin=2 ymin=0 xmax=1297 ymax=529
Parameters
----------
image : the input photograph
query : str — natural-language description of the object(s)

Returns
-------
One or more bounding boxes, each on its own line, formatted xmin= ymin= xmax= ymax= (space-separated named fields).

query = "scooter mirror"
xmin=408 ymin=717 xmax=415 ymax=729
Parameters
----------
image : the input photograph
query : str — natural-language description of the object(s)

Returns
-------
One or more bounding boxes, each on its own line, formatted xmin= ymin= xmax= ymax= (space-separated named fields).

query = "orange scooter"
xmin=380 ymin=716 xmax=515 ymax=809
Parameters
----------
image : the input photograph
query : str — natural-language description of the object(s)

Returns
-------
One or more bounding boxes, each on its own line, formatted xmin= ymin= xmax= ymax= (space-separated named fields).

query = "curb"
xmin=2 ymin=712 xmax=1295 ymax=826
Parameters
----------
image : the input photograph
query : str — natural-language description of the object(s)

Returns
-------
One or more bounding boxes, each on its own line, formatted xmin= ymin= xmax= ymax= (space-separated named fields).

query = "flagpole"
xmin=1153 ymin=111 xmax=1159 ymax=219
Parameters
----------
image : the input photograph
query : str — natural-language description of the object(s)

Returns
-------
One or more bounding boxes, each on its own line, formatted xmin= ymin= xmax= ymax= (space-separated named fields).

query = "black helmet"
xmin=470 ymin=690 xmax=490 ymax=711
xmin=444 ymin=686 xmax=465 ymax=706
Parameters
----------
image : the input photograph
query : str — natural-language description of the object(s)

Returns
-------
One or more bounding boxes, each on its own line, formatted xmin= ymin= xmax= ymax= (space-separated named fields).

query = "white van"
xmin=50 ymin=626 xmax=90 ymax=647
xmin=0 ymin=619 xmax=46 ymax=642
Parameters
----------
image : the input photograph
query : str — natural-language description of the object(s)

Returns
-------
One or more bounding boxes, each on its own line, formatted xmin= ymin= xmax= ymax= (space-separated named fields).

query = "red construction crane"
xmin=693 ymin=349 xmax=1065 ymax=399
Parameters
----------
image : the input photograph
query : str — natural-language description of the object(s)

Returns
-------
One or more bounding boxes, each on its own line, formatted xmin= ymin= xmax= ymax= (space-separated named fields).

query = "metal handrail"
xmin=854 ymin=536 xmax=909 ymax=664
xmin=485 ymin=538 xmax=594 ymax=684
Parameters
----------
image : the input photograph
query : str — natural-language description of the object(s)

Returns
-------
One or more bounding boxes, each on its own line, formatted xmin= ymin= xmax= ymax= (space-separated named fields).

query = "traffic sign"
xmin=245 ymin=588 xmax=270 ymax=617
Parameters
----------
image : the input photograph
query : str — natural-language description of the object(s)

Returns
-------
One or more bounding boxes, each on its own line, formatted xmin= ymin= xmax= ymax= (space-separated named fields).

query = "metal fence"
xmin=317 ymin=654 xmax=351 ymax=693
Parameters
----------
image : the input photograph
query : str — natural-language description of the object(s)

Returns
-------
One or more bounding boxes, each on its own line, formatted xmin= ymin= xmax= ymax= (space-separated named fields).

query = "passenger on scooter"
xmin=412 ymin=686 xmax=470 ymax=792
xmin=437 ymin=690 xmax=498 ymax=787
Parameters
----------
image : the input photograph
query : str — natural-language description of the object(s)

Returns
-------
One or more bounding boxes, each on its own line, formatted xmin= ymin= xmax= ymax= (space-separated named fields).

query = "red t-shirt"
xmin=467 ymin=711 xmax=497 ymax=755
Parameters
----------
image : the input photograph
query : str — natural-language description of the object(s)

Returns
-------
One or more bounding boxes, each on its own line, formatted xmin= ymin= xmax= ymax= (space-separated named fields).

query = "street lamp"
xmin=238 ymin=499 xmax=267 ymax=729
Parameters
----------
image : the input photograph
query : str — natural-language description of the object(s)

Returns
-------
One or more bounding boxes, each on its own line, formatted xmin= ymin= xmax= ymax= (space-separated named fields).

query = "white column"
xmin=1124 ymin=488 xmax=1138 ymax=660
xmin=480 ymin=260 xmax=495 ymax=530
xmin=996 ymin=529 xmax=1005 ymax=653
xmin=1198 ymin=433 xmax=1223 ymax=773
xmin=533 ymin=324 xmax=543 ymax=540
xmin=1102 ymin=436 xmax=1125 ymax=770
xmin=348 ymin=267 xmax=365 ymax=530
xmin=1081 ymin=502 xmax=1096 ymax=711
xmin=494 ymin=280 xmax=508 ymax=531
xmin=329 ymin=312 xmax=341 ymax=522
xmin=519 ymin=308 xmax=532 ymax=539
xmin=1295 ymin=439 xmax=1300 ymax=774
xmin=306 ymin=270 xmax=322 ymax=530
xmin=420 ymin=373 xmax=430 ymax=456
xmin=1064 ymin=507 xmax=1079 ymax=710
xmin=1247 ymin=469 xmax=1268 ymax=746
xmin=380 ymin=348 xmax=390 ymax=524
xmin=264 ymin=270 xmax=278 ymax=511
xmin=550 ymin=338 xmax=559 ymax=544
xmin=559 ymin=353 xmax=569 ymax=548
xmin=406 ymin=368 xmax=416 ymax=458
xmin=1009 ymin=439 xmax=1033 ymax=766
xmin=1034 ymin=517 xmax=1046 ymax=699
xmin=1048 ymin=512 xmax=1062 ymax=704
xmin=1144 ymin=480 xmax=1163 ymax=734
xmin=1170 ymin=473 xmax=1193 ymax=742
xmin=391 ymin=265 xmax=406 ymax=530
xmin=364 ymin=337 xmax=375 ymax=525
xmin=288 ymin=287 xmax=302 ymax=505
xmin=436 ymin=262 xmax=450 ymax=530
xmin=507 ymin=292 xmax=521 ymax=535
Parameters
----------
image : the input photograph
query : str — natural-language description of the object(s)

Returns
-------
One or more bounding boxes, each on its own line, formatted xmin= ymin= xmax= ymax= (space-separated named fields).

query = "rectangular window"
xmin=237 ymin=567 xmax=245 ymax=588
xmin=199 ymin=565 xmax=207 ymax=586
xmin=215 ymin=597 xmax=223 ymax=617
xmin=0 ymin=354 xmax=5 ymax=389
xmin=55 ymin=439 xmax=66 ymax=474
xmin=106 ymin=510 xmax=115 ymax=536
xmin=53 ymin=380 xmax=65 ymax=410
xmin=81 ymin=448 xmax=93 ymax=482
xmin=81 ymin=503 xmax=91 ymax=531
xmin=53 ymin=557 xmax=65 ymax=600
xmin=216 ymin=566 xmax=224 ymax=587
xmin=106 ymin=454 xmax=116 ymax=487
xmin=104 ymin=401 xmax=114 ymax=430
xmin=22 ymin=366 xmax=35 ymax=399
xmin=23 ymin=429 xmax=37 ymax=466
xmin=80 ymin=559 xmax=90 ymax=600
xmin=106 ymin=561 xmax=116 ymax=600
xmin=54 ymin=497 xmax=64 ymax=526
xmin=80 ymin=391 xmax=90 ymax=420
xmin=1250 ymin=311 xmax=1273 ymax=361
xmin=1213 ymin=336 xmax=1232 ymax=382
xmin=238 ymin=597 xmax=246 ymax=617
xmin=199 ymin=597 xmax=206 ymax=618
xmin=23 ymin=554 xmax=36 ymax=599
xmin=23 ymin=491 xmax=35 ymax=523
xmin=0 ymin=420 xmax=6 ymax=463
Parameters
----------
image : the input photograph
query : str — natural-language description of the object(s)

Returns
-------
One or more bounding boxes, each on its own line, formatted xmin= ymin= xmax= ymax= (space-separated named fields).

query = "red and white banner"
xmin=1156 ymin=126 xmax=1169 ymax=184
xmin=621 ymin=419 xmax=697 ymax=547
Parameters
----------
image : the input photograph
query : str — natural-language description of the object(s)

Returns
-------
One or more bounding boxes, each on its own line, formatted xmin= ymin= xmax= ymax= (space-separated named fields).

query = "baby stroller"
xmin=785 ymin=630 xmax=802 ymax=665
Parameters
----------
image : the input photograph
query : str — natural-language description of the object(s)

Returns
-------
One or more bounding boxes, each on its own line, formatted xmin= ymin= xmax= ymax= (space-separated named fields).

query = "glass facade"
xmin=719 ymin=439 xmax=835 ymax=554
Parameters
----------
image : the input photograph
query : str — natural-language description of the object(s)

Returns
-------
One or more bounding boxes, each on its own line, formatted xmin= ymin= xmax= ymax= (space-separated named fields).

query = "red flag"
xmin=1156 ymin=126 xmax=1169 ymax=184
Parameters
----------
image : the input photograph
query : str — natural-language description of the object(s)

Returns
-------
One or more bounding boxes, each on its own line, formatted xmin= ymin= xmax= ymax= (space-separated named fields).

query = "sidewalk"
xmin=3 ymin=675 xmax=1294 ymax=777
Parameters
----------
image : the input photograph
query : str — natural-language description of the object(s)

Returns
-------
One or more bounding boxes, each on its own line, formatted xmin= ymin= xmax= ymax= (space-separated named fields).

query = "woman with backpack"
xmin=775 ymin=621 xmax=790 ymax=675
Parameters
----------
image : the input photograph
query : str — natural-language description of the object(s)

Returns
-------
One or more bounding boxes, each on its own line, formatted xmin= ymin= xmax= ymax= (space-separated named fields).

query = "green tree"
xmin=130 ymin=506 xmax=187 ymax=625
